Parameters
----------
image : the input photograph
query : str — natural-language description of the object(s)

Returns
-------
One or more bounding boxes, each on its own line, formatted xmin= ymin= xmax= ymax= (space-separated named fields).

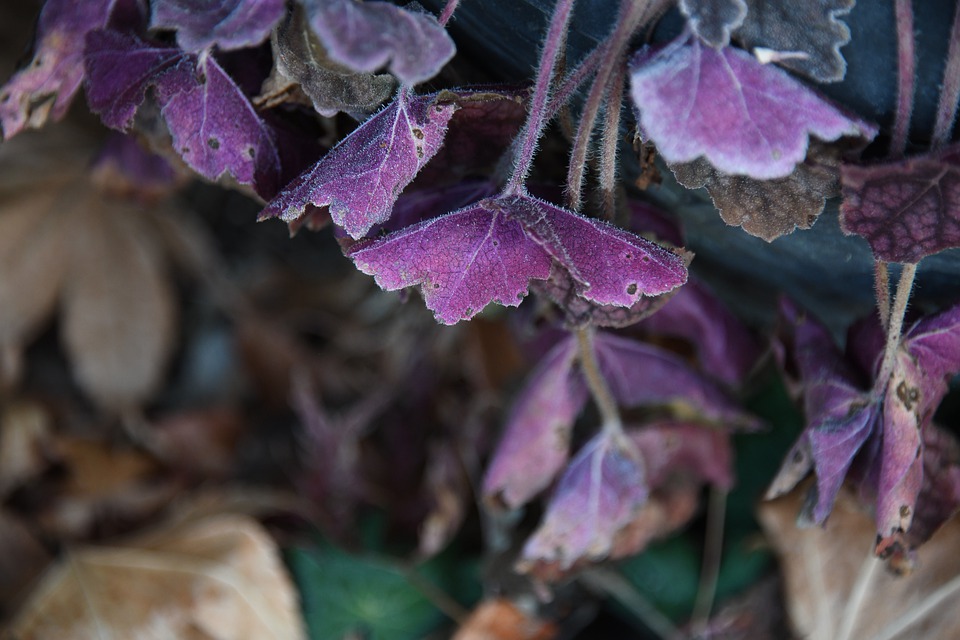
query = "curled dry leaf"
xmin=760 ymin=486 xmax=960 ymax=640
xmin=8 ymin=513 xmax=306 ymax=640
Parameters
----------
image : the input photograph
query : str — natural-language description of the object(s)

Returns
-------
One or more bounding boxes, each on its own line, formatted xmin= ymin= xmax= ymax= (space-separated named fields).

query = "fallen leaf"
xmin=0 ymin=509 xmax=51 ymax=619
xmin=8 ymin=512 xmax=306 ymax=639
xmin=759 ymin=486 xmax=960 ymax=640
xmin=0 ymin=401 xmax=57 ymax=498
xmin=452 ymin=598 xmax=557 ymax=640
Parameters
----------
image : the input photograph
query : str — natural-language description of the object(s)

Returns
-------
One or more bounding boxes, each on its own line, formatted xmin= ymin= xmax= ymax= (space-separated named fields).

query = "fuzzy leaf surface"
xmin=304 ymin=0 xmax=454 ymax=85
xmin=261 ymin=91 xmax=457 ymax=238
xmin=0 ymin=0 xmax=116 ymax=138
xmin=735 ymin=0 xmax=855 ymax=83
xmin=482 ymin=336 xmax=586 ymax=509
xmin=840 ymin=144 xmax=960 ymax=264
xmin=629 ymin=34 xmax=875 ymax=180
xmin=348 ymin=198 xmax=552 ymax=324
xmin=679 ymin=0 xmax=747 ymax=48
xmin=150 ymin=0 xmax=284 ymax=52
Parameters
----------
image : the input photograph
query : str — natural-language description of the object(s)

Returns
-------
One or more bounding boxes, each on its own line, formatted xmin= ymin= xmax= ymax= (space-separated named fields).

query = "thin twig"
xmin=566 ymin=0 xmax=648 ymax=211
xmin=691 ymin=487 xmax=728 ymax=635
xmin=598 ymin=56 xmax=627 ymax=221
xmin=575 ymin=326 xmax=623 ymax=434
xmin=438 ymin=0 xmax=459 ymax=26
xmin=874 ymin=261 xmax=891 ymax=330
xmin=932 ymin=0 xmax=960 ymax=149
xmin=891 ymin=0 xmax=915 ymax=157
xmin=876 ymin=263 xmax=917 ymax=387
xmin=505 ymin=0 xmax=577 ymax=193
xmin=580 ymin=568 xmax=682 ymax=640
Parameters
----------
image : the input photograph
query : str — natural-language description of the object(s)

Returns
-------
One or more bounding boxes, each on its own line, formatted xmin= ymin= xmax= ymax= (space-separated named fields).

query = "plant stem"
xmin=580 ymin=569 xmax=682 ymax=640
xmin=575 ymin=326 xmax=623 ymax=435
xmin=566 ymin=0 xmax=647 ymax=211
xmin=505 ymin=0 xmax=577 ymax=194
xmin=546 ymin=42 xmax=607 ymax=120
xmin=932 ymin=0 xmax=960 ymax=149
xmin=876 ymin=263 xmax=917 ymax=386
xmin=891 ymin=0 xmax=915 ymax=157
xmin=691 ymin=487 xmax=727 ymax=636
xmin=598 ymin=56 xmax=627 ymax=220
xmin=874 ymin=261 xmax=891 ymax=330
xmin=438 ymin=0 xmax=459 ymax=26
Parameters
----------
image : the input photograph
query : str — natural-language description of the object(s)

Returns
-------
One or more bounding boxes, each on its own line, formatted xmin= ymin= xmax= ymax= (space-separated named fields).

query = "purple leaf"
xmin=304 ymin=0 xmax=455 ymax=85
xmin=639 ymin=279 xmax=761 ymax=386
xmin=347 ymin=198 xmax=552 ymax=324
xmin=840 ymin=144 xmax=960 ymax=264
xmin=1 ymin=0 xmax=117 ymax=139
xmin=84 ymin=31 xmax=281 ymax=195
xmin=629 ymin=33 xmax=876 ymax=180
xmin=679 ymin=0 xmax=747 ymax=48
xmin=506 ymin=193 xmax=689 ymax=305
xmin=903 ymin=302 xmax=960 ymax=399
xmin=627 ymin=199 xmax=685 ymax=248
xmin=628 ymin=422 xmax=733 ymax=489
xmin=483 ymin=336 xmax=587 ymax=509
xmin=903 ymin=423 xmax=960 ymax=550
xmin=260 ymin=91 xmax=458 ymax=239
xmin=375 ymin=180 xmax=498 ymax=235
xmin=520 ymin=432 xmax=648 ymax=572
xmin=735 ymin=0 xmax=855 ymax=83
xmin=90 ymin=132 xmax=184 ymax=201
xmin=150 ymin=0 xmax=284 ymax=53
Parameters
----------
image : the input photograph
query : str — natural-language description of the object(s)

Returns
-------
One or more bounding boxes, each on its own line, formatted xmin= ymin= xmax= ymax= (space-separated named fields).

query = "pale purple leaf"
xmin=305 ymin=0 xmax=455 ymax=85
xmin=150 ymin=0 xmax=284 ymax=53
xmin=840 ymin=144 xmax=960 ymax=264
xmin=347 ymin=198 xmax=552 ymax=325
xmin=260 ymin=91 xmax=458 ymax=239
xmin=629 ymin=34 xmax=876 ymax=179
xmin=639 ymin=279 xmax=761 ymax=386
xmin=482 ymin=336 xmax=587 ymax=509
xmin=1 ymin=0 xmax=117 ymax=138
xmin=520 ymin=432 xmax=648 ymax=571
xmin=679 ymin=0 xmax=747 ymax=48
xmin=628 ymin=422 xmax=733 ymax=490
xmin=506 ymin=193 xmax=689 ymax=305
xmin=593 ymin=332 xmax=760 ymax=428
xmin=902 ymin=302 xmax=960 ymax=401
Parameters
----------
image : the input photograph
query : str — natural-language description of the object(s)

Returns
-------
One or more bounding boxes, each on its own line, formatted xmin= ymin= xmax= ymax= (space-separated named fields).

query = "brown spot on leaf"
xmin=207 ymin=138 xmax=220 ymax=150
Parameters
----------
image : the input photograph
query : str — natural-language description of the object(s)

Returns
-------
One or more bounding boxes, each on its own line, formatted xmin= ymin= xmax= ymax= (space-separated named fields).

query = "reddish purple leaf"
xmin=260 ymin=91 xmax=458 ymax=239
xmin=628 ymin=422 xmax=733 ymax=490
xmin=377 ymin=180 xmax=498 ymax=234
xmin=84 ymin=30 xmax=281 ymax=195
xmin=304 ymin=0 xmax=455 ymax=85
xmin=639 ymin=279 xmax=761 ymax=386
xmin=593 ymin=332 xmax=760 ymax=428
xmin=904 ymin=424 xmax=960 ymax=549
xmin=150 ymin=0 xmax=284 ymax=53
xmin=629 ymin=33 xmax=876 ymax=179
xmin=1 ymin=0 xmax=117 ymax=138
xmin=520 ymin=432 xmax=648 ymax=572
xmin=902 ymin=302 xmax=960 ymax=399
xmin=482 ymin=336 xmax=587 ymax=509
xmin=679 ymin=0 xmax=747 ymax=48
xmin=506 ymin=193 xmax=689 ymax=305
xmin=347 ymin=198 xmax=552 ymax=325
xmin=840 ymin=144 xmax=960 ymax=264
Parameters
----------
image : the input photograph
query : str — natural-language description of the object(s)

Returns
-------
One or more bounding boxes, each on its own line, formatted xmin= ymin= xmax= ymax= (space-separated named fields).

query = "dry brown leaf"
xmin=759 ymin=486 xmax=960 ymax=640
xmin=0 ymin=509 xmax=51 ymax=619
xmin=0 ymin=401 xmax=57 ymax=498
xmin=0 ymin=127 xmax=180 ymax=410
xmin=452 ymin=598 xmax=557 ymax=640
xmin=7 ymin=513 xmax=306 ymax=640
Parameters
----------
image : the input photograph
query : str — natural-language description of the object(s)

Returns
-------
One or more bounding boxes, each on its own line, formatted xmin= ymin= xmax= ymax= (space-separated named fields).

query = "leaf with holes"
xmin=629 ymin=33 xmax=876 ymax=180
xmin=735 ymin=0 xmax=855 ymax=83
xmin=260 ymin=91 xmax=458 ymax=239
xmin=840 ymin=144 xmax=960 ymax=264
xmin=303 ymin=0 xmax=455 ymax=85
xmin=679 ymin=0 xmax=747 ymax=48
xmin=150 ymin=0 xmax=284 ymax=53
xmin=84 ymin=30 xmax=281 ymax=196
xmin=482 ymin=335 xmax=586 ymax=509
xmin=347 ymin=198 xmax=552 ymax=324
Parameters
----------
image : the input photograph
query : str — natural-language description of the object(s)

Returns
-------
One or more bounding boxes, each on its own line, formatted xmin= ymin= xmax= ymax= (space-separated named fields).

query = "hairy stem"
xmin=874 ymin=261 xmax=891 ymax=330
xmin=438 ymin=0 xmax=459 ymax=26
xmin=891 ymin=0 xmax=915 ymax=157
xmin=505 ymin=0 xmax=577 ymax=193
xmin=877 ymin=263 xmax=917 ymax=386
xmin=691 ymin=487 xmax=728 ymax=635
xmin=575 ymin=326 xmax=623 ymax=435
xmin=546 ymin=41 xmax=607 ymax=120
xmin=598 ymin=56 xmax=627 ymax=220
xmin=566 ymin=0 xmax=647 ymax=211
xmin=932 ymin=0 xmax=960 ymax=149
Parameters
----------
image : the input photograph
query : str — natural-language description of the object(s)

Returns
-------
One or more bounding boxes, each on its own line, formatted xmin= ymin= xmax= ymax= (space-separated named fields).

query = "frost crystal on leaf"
xmin=840 ymin=144 xmax=960 ymax=264
xmin=150 ymin=0 xmax=285 ymax=53
xmin=629 ymin=33 xmax=876 ymax=180
xmin=304 ymin=0 xmax=455 ymax=85
xmin=260 ymin=91 xmax=458 ymax=239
